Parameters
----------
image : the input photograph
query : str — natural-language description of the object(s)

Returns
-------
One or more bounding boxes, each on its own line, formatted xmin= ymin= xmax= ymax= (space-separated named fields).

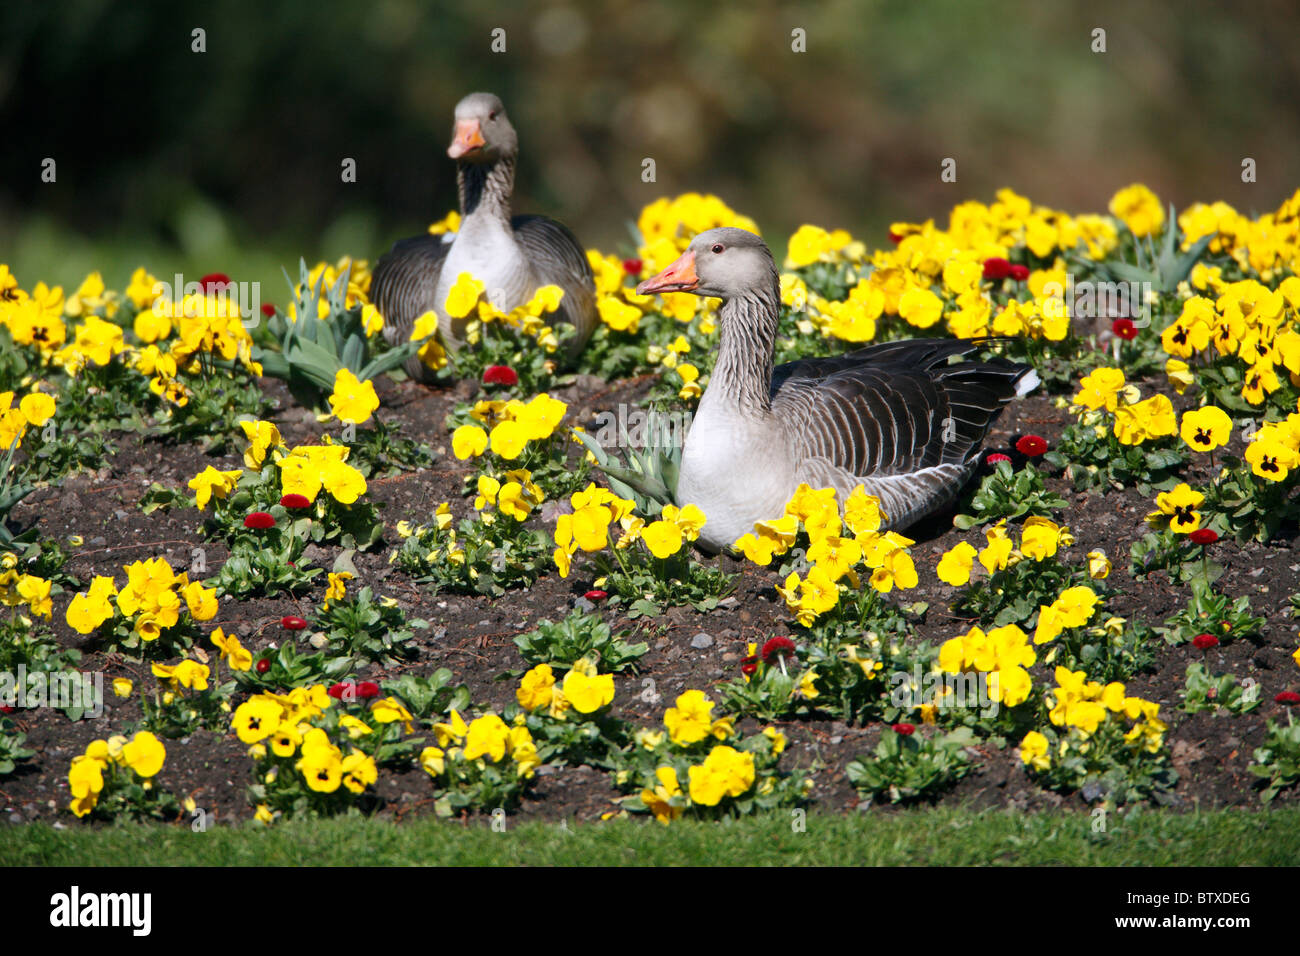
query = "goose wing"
xmin=512 ymin=214 xmax=597 ymax=356
xmin=370 ymin=234 xmax=452 ymax=379
xmin=770 ymin=339 xmax=1034 ymax=526
xmin=771 ymin=338 xmax=996 ymax=393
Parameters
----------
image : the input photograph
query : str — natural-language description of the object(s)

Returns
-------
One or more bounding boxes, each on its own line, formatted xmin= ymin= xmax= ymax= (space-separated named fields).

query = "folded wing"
xmin=512 ymin=214 xmax=597 ymax=357
xmin=771 ymin=339 xmax=1034 ymax=526
xmin=371 ymin=234 xmax=452 ymax=380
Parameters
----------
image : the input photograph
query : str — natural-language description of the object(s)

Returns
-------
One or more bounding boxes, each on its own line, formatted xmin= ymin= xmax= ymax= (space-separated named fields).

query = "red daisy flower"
xmin=281 ymin=616 xmax=308 ymax=631
xmin=1275 ymin=691 xmax=1300 ymax=706
xmin=1191 ymin=633 xmax=1219 ymax=650
xmin=244 ymin=511 xmax=275 ymax=529
xmin=761 ymin=636 xmax=797 ymax=663
xmin=357 ymin=681 xmax=381 ymax=699
xmin=622 ymin=258 xmax=643 ymax=276
xmin=200 ymin=273 xmax=232 ymax=294
xmin=482 ymin=365 xmax=519 ymax=387
xmin=260 ymin=303 xmax=277 ymax=318
xmin=327 ymin=682 xmax=355 ymax=700
xmin=982 ymin=257 xmax=1013 ymax=280
xmin=740 ymin=656 xmax=759 ymax=676
xmin=892 ymin=723 xmax=916 ymax=736
xmin=1188 ymin=529 xmax=1219 ymax=545
xmin=0 ymin=705 xmax=14 ymax=714
xmin=1008 ymin=264 xmax=1030 ymax=281
xmin=887 ymin=231 xmax=903 ymax=244
xmin=584 ymin=589 xmax=608 ymax=602
xmin=986 ymin=452 xmax=1012 ymax=466
xmin=280 ymin=494 xmax=311 ymax=509
xmin=1112 ymin=318 xmax=1138 ymax=340
xmin=1016 ymin=435 xmax=1048 ymax=457
xmin=255 ymin=658 xmax=272 ymax=674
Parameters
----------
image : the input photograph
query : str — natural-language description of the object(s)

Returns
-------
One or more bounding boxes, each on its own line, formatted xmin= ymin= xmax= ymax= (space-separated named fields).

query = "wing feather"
xmin=772 ymin=338 xmax=1034 ymax=527
xmin=512 ymin=215 xmax=597 ymax=356
xmin=370 ymin=234 xmax=451 ymax=380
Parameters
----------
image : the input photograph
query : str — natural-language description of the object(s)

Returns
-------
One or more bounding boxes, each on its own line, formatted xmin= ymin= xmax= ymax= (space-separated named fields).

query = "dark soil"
xmin=4 ymin=370 xmax=1299 ymax=828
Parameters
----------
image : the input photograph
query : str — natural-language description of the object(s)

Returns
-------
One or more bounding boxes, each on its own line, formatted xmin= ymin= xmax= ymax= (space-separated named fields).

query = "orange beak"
xmin=636 ymin=250 xmax=699 ymax=295
xmin=447 ymin=119 xmax=486 ymax=159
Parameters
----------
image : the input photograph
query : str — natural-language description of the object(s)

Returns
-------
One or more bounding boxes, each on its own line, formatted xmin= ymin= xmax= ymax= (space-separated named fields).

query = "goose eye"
xmin=488 ymin=110 xmax=499 ymax=120
xmin=711 ymin=244 xmax=725 ymax=254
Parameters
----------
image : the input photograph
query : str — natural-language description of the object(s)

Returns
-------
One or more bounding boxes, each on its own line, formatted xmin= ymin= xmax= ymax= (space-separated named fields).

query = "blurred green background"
xmin=3 ymin=0 xmax=1298 ymax=296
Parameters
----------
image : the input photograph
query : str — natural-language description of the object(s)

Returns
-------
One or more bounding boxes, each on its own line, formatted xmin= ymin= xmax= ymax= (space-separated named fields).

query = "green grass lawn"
xmin=3 ymin=807 xmax=1295 ymax=866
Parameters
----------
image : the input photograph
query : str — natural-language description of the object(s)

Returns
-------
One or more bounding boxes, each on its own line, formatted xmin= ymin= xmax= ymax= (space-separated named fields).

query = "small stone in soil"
xmin=572 ymin=598 xmax=595 ymax=613
xmin=690 ymin=632 xmax=714 ymax=649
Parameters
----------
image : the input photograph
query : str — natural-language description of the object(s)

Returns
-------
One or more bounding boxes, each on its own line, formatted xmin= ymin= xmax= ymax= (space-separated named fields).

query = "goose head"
xmin=636 ymin=227 xmax=777 ymax=302
xmin=447 ymin=92 xmax=518 ymax=163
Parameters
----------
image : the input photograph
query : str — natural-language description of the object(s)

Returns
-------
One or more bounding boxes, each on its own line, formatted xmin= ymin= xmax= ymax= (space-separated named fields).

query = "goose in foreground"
xmin=370 ymin=92 xmax=597 ymax=380
xmin=636 ymin=227 xmax=1039 ymax=552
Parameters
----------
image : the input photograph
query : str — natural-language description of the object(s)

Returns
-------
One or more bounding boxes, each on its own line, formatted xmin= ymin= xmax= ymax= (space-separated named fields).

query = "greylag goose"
xmin=636 ymin=227 xmax=1039 ymax=552
xmin=370 ymin=92 xmax=597 ymax=379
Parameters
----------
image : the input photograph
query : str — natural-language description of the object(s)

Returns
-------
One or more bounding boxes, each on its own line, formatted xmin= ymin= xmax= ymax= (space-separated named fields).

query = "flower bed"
xmin=3 ymin=185 xmax=1300 ymax=827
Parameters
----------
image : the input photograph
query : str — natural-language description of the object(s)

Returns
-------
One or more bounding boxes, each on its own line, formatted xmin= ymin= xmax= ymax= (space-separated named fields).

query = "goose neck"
xmin=710 ymin=290 xmax=779 ymax=416
xmin=458 ymin=155 xmax=515 ymax=223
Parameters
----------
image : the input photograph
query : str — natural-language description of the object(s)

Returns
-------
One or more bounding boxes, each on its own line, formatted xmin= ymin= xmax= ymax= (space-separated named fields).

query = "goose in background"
xmin=636 ymin=227 xmax=1039 ymax=552
xmin=370 ymin=92 xmax=597 ymax=380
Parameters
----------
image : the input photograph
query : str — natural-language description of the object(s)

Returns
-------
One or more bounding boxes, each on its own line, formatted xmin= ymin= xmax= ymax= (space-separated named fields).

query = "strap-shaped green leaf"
xmin=357 ymin=341 xmax=422 ymax=380
xmin=341 ymin=333 xmax=366 ymax=373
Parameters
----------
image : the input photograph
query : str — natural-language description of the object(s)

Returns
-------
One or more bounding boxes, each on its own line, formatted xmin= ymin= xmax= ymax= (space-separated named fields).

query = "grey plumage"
xmin=370 ymin=234 xmax=452 ymax=379
xmin=370 ymin=92 xmax=597 ymax=381
xmin=638 ymin=226 xmax=1037 ymax=549
xmin=772 ymin=338 xmax=1033 ymax=528
xmin=509 ymin=214 xmax=597 ymax=354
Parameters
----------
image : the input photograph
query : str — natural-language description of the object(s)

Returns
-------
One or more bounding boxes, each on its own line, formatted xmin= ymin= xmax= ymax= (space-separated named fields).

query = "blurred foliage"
xmin=3 ymin=0 xmax=1300 ymax=292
